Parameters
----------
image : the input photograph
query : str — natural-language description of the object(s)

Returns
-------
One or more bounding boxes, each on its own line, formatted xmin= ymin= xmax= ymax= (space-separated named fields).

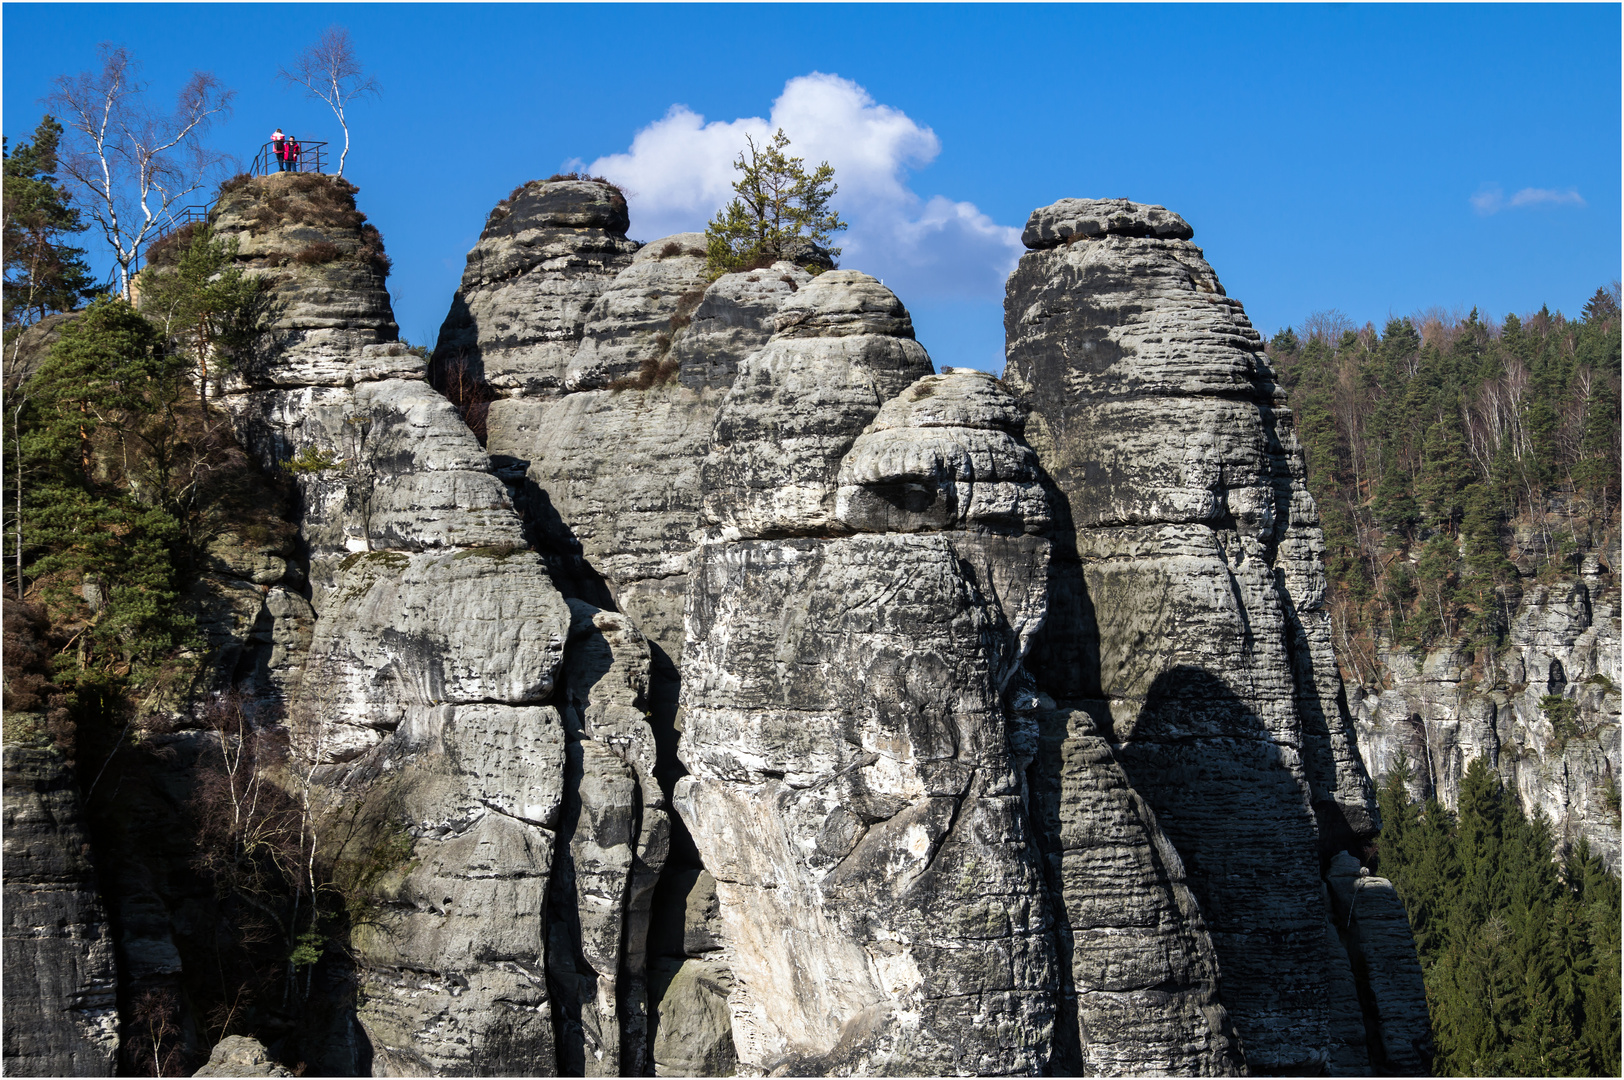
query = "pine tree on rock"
xmin=705 ymin=129 xmax=846 ymax=276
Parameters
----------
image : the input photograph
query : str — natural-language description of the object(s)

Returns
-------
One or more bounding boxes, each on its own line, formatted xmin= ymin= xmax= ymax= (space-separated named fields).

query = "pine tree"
xmin=136 ymin=223 xmax=261 ymax=408
xmin=20 ymin=298 xmax=196 ymax=683
xmin=705 ymin=129 xmax=846 ymax=276
xmin=1417 ymin=418 xmax=1475 ymax=532
xmin=3 ymin=115 xmax=97 ymax=328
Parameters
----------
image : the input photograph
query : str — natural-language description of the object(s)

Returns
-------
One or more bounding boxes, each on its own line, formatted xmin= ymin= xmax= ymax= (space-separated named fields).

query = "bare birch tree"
xmin=276 ymin=27 xmax=379 ymax=178
xmin=48 ymin=45 xmax=235 ymax=302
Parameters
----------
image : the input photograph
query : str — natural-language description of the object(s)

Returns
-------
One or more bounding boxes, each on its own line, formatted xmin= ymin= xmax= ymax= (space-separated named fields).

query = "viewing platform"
xmin=250 ymin=137 xmax=330 ymax=177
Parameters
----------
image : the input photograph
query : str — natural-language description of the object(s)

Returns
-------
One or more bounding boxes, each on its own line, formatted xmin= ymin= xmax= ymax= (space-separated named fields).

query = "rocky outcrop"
xmin=678 ymin=312 xmax=1068 ymax=1073
xmin=1003 ymin=198 xmax=1412 ymax=1073
xmin=213 ymin=174 xmax=573 ymax=1075
xmin=2 ymin=743 xmax=119 ymax=1077
xmin=1325 ymin=854 xmax=1431 ymax=1072
xmin=439 ymin=185 xmax=841 ymax=1075
xmin=433 ymin=178 xmax=639 ymax=397
xmin=1353 ymin=545 xmax=1622 ymax=871
xmin=192 ymin=1035 xmax=293 ymax=1077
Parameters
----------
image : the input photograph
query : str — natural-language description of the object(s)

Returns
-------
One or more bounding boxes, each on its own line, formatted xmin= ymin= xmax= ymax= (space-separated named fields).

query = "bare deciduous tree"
xmin=48 ymin=45 xmax=235 ymax=302
xmin=276 ymin=27 xmax=379 ymax=178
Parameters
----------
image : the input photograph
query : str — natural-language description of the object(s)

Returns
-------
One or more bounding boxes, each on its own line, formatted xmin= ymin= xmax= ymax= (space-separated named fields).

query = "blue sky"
xmin=5 ymin=3 xmax=1619 ymax=371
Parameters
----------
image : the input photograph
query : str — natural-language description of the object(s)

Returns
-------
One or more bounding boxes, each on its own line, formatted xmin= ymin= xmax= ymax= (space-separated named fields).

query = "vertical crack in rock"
xmin=1005 ymin=198 xmax=1421 ymax=1075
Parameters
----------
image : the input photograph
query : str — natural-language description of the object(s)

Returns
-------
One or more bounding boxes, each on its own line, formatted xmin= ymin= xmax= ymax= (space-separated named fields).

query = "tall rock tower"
xmin=1004 ymin=198 xmax=1423 ymax=1073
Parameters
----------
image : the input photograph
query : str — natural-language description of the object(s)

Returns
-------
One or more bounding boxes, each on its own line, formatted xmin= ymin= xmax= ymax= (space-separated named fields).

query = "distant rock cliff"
xmin=1352 ymin=544 xmax=1621 ymax=871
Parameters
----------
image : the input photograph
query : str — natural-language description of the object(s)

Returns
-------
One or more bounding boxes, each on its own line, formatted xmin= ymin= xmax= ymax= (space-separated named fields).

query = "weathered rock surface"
xmin=1021 ymin=198 xmax=1195 ymax=248
xmin=212 ymin=175 xmax=573 ymax=1075
xmin=1026 ymin=705 xmax=1241 ymax=1075
xmin=547 ymin=600 xmax=669 ymax=1077
xmin=26 ymin=175 xmax=1448 ymax=1079
xmin=352 ymin=703 xmax=565 ymax=1076
xmin=1325 ymin=853 xmax=1432 ymax=1072
xmin=2 ymin=743 xmax=119 ymax=1077
xmin=433 ymin=178 xmax=639 ymax=397
xmin=648 ymin=957 xmax=736 ymax=1077
xmin=483 ymin=250 xmax=812 ymax=667
xmin=701 ymin=270 xmax=934 ymax=538
xmin=564 ymin=233 xmax=709 ymax=391
xmin=2 ymin=309 xmax=78 ymax=389
xmin=1003 ymin=197 xmax=1406 ymax=1073
xmin=679 ymin=359 xmax=1060 ymax=1075
xmin=192 ymin=1034 xmax=293 ymax=1077
xmin=1352 ymin=549 xmax=1622 ymax=871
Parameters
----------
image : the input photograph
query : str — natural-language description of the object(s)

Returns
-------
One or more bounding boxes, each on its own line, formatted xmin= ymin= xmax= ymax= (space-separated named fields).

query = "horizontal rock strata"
xmin=1 ymin=744 xmax=119 ymax=1077
xmin=213 ymin=174 xmax=573 ymax=1074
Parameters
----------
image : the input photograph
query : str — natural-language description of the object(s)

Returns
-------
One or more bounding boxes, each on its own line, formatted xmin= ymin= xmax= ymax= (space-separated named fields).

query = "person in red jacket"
xmin=285 ymin=138 xmax=301 ymax=173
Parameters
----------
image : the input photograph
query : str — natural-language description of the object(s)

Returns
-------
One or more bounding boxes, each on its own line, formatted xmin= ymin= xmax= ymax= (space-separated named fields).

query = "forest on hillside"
xmin=1267 ymin=293 xmax=1620 ymax=677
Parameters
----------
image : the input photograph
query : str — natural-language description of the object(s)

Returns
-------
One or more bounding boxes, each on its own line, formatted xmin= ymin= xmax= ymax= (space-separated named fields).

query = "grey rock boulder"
xmin=648 ymin=957 xmax=737 ymax=1077
xmin=1021 ymin=197 xmax=1194 ymax=248
xmin=191 ymin=1035 xmax=291 ymax=1077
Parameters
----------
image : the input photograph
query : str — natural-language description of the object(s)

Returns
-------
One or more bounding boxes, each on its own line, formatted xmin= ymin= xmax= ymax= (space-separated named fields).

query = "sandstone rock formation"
xmin=212 ymin=174 xmax=574 ymax=1074
xmin=432 ymin=182 xmax=835 ymax=1075
xmin=192 ymin=1035 xmax=293 ymax=1077
xmin=1004 ymin=198 xmax=1416 ymax=1073
xmin=1325 ymin=853 xmax=1431 ymax=1072
xmin=679 ymin=329 xmax=1067 ymax=1073
xmin=1352 ymin=542 xmax=1622 ymax=871
xmin=2 ymin=743 xmax=119 ymax=1076
xmin=433 ymin=179 xmax=640 ymax=397
xmin=10 ymin=173 xmax=1455 ymax=1078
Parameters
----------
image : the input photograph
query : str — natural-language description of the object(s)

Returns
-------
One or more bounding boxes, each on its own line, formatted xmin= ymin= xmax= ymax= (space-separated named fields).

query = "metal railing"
xmin=251 ymin=138 xmax=329 ymax=177
xmin=153 ymin=203 xmax=213 ymax=241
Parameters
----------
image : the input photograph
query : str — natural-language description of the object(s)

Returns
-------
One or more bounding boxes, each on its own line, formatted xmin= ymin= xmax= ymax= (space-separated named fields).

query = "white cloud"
xmin=1471 ymin=184 xmax=1586 ymax=215
xmin=585 ymin=73 xmax=1022 ymax=305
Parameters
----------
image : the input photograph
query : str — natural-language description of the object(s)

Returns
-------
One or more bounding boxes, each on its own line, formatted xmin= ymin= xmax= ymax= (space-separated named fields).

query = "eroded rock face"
xmin=678 ymin=360 xmax=1058 ymax=1075
xmin=433 ymin=179 xmax=639 ymax=397
xmin=424 ymin=183 xmax=838 ymax=1078
xmin=1353 ymin=550 xmax=1622 ymax=871
xmin=1026 ymin=705 xmax=1242 ymax=1076
xmin=2 ymin=744 xmax=119 ymax=1077
xmin=701 ymin=270 xmax=934 ymax=538
xmin=212 ymin=175 xmax=573 ymax=1075
xmin=547 ymin=600 xmax=669 ymax=1077
xmin=483 ymin=248 xmax=813 ymax=667
xmin=1003 ymin=198 xmax=1400 ymax=1073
